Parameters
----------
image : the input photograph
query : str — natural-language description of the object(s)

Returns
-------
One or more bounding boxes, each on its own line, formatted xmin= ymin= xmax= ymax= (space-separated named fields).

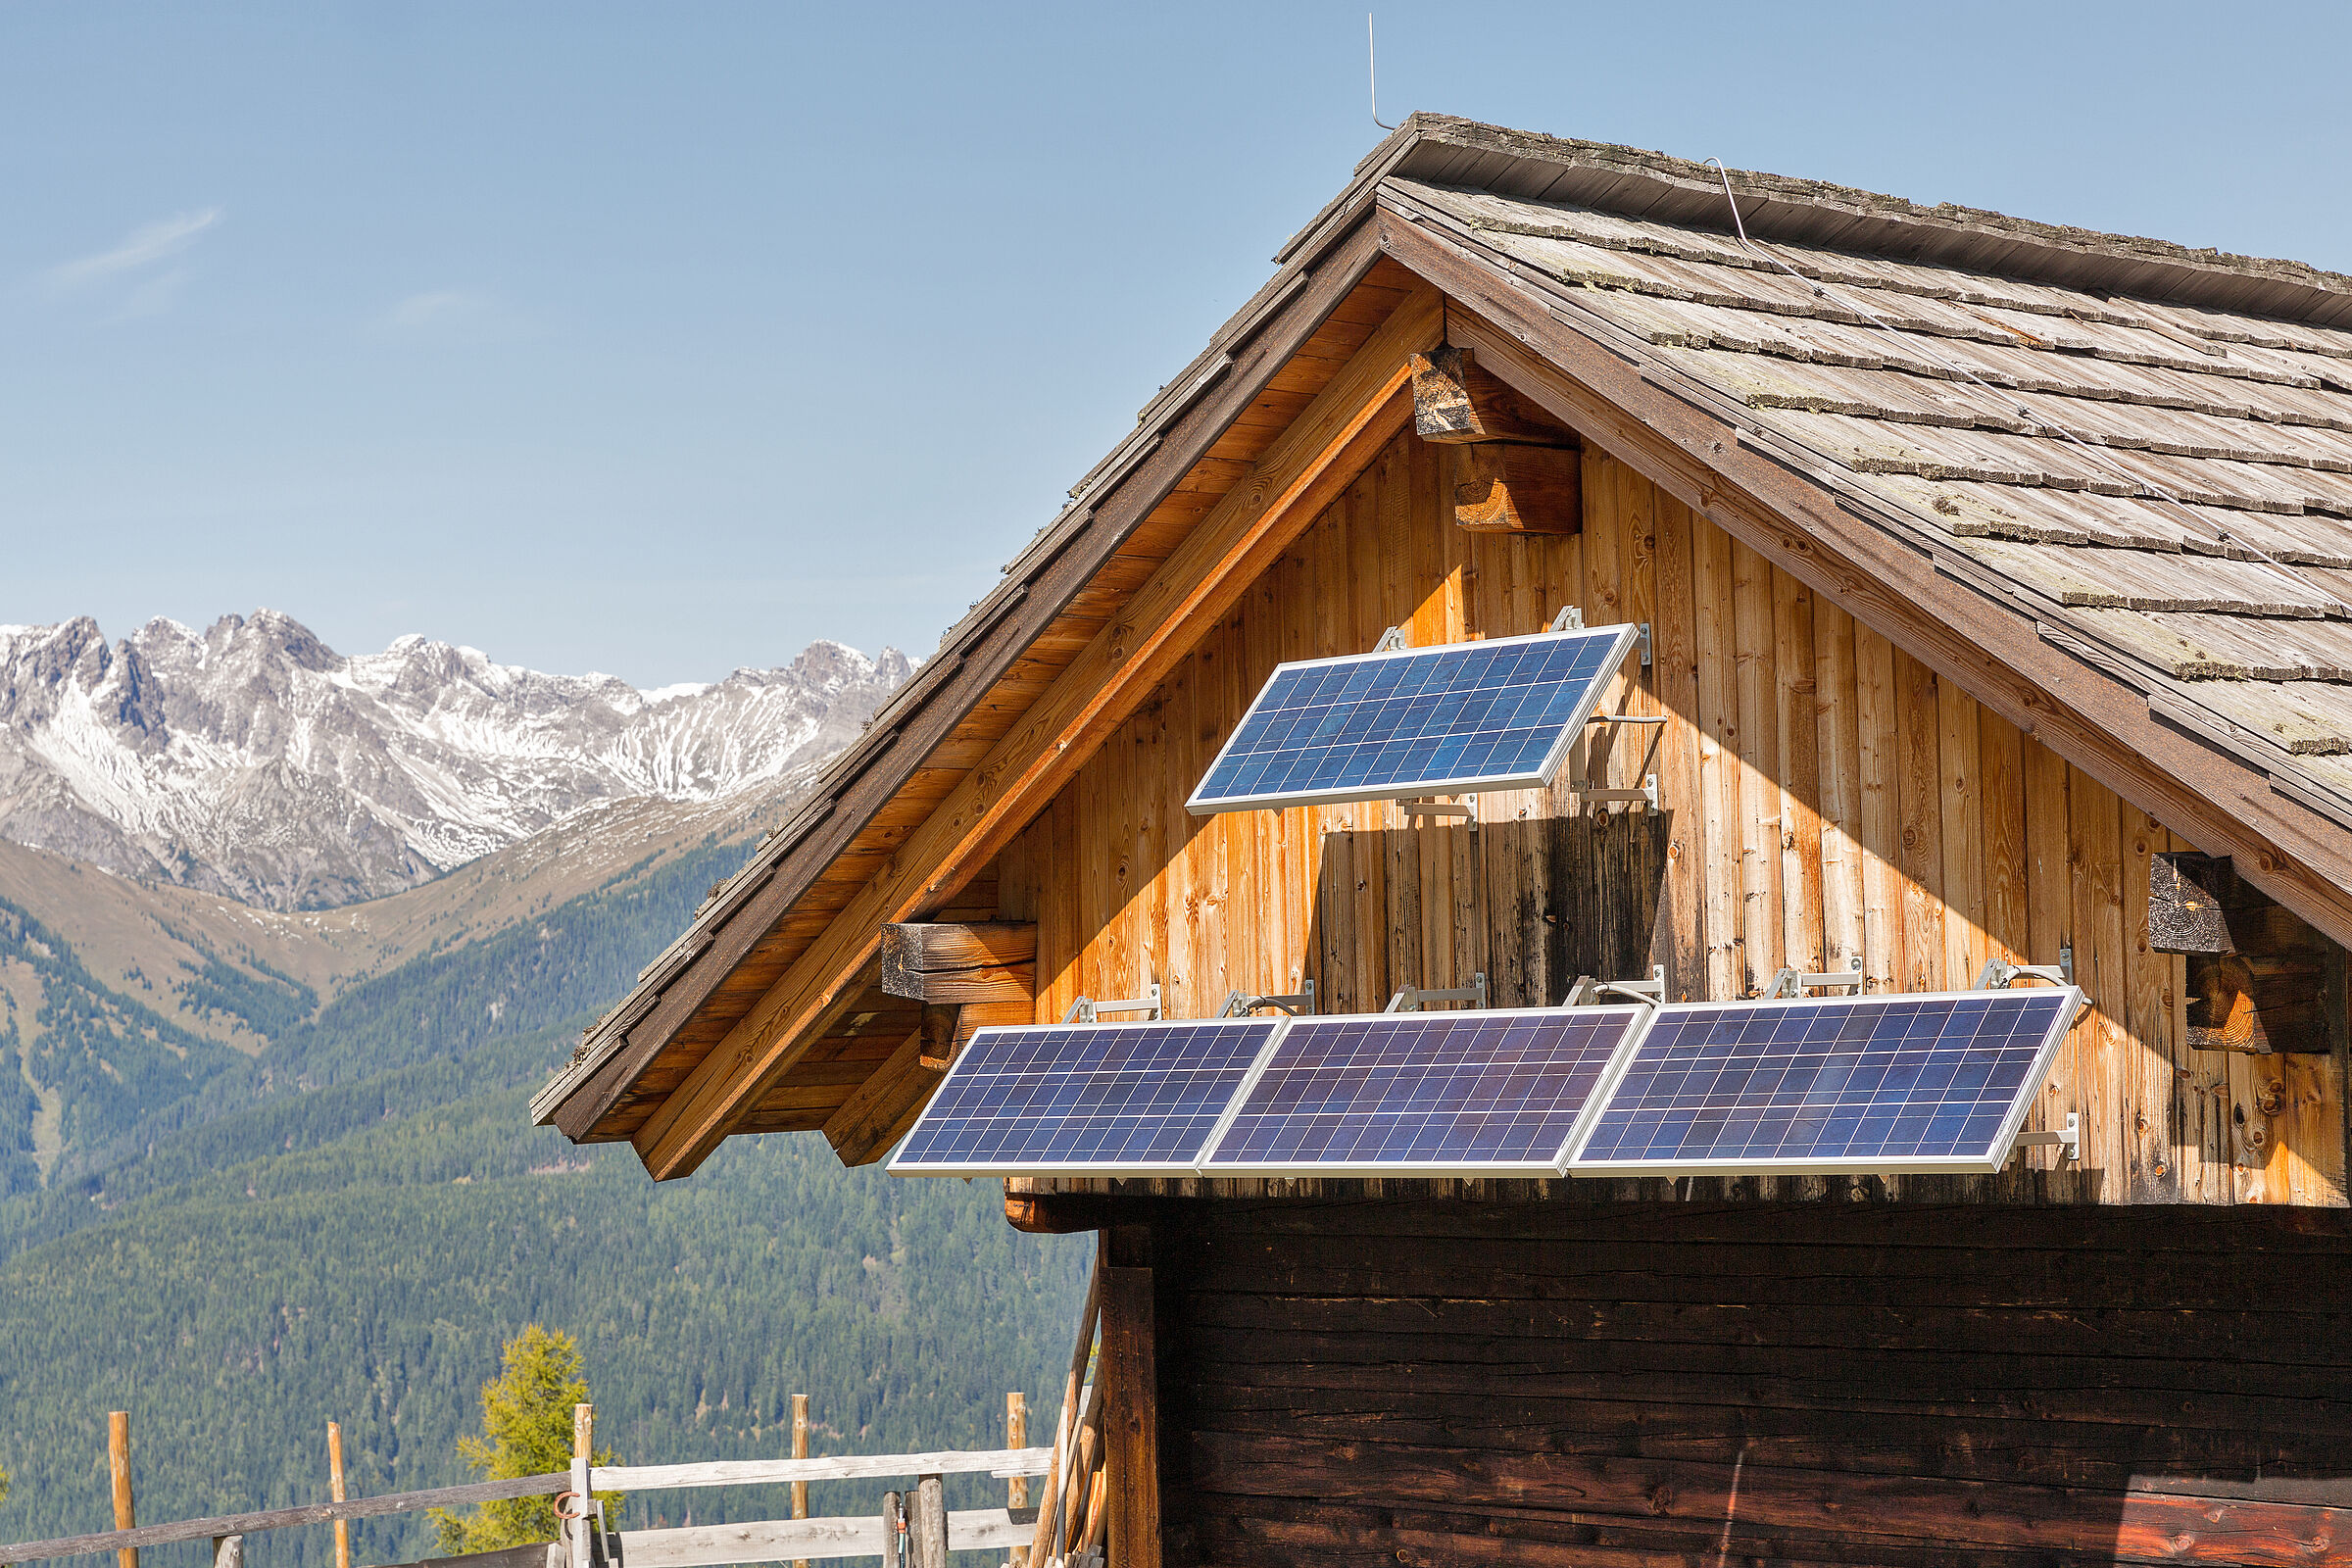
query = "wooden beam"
xmin=1373 ymin=213 xmax=2352 ymax=949
xmin=1004 ymin=1192 xmax=1126 ymax=1234
xmin=1100 ymin=1264 xmax=1161 ymax=1568
xmin=628 ymin=282 xmax=1446 ymax=1179
xmin=1451 ymin=441 xmax=1583 ymax=534
xmin=1411 ymin=346 xmax=1575 ymax=445
xmin=879 ymin=922 xmax=1037 ymax=1004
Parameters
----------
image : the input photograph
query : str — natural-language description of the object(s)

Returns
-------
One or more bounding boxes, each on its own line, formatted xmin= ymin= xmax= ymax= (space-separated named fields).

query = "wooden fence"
xmin=0 ymin=1445 xmax=1054 ymax=1568
xmin=0 ymin=1260 xmax=1108 ymax=1568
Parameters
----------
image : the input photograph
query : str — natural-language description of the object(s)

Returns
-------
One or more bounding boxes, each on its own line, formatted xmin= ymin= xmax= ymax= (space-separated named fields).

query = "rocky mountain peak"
xmin=0 ymin=612 xmax=909 ymax=909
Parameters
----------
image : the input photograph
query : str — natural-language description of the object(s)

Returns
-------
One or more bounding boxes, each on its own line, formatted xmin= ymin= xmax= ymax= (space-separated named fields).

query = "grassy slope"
xmin=0 ymin=806 xmax=1091 ymax=1565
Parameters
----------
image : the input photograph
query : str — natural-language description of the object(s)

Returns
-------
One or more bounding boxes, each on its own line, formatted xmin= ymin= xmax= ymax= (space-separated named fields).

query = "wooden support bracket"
xmin=880 ymin=922 xmax=1037 ymax=1004
xmin=2154 ymin=854 xmax=2347 ymax=1054
xmin=1452 ymin=441 xmax=1584 ymax=533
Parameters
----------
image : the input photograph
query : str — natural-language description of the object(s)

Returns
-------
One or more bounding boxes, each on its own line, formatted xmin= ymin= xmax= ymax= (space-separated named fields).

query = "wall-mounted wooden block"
xmin=1452 ymin=442 xmax=1584 ymax=534
xmin=2153 ymin=853 xmax=2346 ymax=1054
xmin=880 ymin=920 xmax=1037 ymax=1004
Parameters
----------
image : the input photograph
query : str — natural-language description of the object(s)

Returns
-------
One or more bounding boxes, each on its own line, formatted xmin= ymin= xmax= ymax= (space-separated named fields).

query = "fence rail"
xmin=0 ymin=1475 xmax=571 ymax=1565
xmin=598 ymin=1449 xmax=1049 ymax=1493
xmin=0 ymin=1450 xmax=1054 ymax=1567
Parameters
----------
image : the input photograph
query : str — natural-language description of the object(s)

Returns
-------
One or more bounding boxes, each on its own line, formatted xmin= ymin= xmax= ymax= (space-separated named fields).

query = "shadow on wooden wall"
xmin=1303 ymin=808 xmax=1673 ymax=1012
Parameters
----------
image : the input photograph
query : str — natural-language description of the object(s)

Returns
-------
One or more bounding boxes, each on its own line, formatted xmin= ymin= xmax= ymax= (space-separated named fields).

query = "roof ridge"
xmin=1346 ymin=114 xmax=2352 ymax=327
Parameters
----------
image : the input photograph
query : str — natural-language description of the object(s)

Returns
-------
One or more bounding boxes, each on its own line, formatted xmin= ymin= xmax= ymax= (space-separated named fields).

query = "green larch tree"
xmin=430 ymin=1326 xmax=621 ymax=1552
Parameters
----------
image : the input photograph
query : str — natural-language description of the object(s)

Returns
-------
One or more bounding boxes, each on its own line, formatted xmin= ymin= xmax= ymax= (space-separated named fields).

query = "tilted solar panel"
xmin=1187 ymin=624 xmax=1638 ymax=814
xmin=1566 ymin=988 xmax=2079 ymax=1176
xmin=1201 ymin=1006 xmax=1643 ymax=1175
xmin=887 ymin=1017 xmax=1280 ymax=1176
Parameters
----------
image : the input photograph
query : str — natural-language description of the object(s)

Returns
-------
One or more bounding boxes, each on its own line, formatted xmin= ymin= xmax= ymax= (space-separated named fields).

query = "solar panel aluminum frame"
xmin=1560 ymin=986 xmax=2082 ymax=1178
xmin=886 ymin=1015 xmax=1295 ymax=1178
xmin=1198 ymin=1004 xmax=1651 ymax=1177
xmin=1185 ymin=622 xmax=1642 ymax=815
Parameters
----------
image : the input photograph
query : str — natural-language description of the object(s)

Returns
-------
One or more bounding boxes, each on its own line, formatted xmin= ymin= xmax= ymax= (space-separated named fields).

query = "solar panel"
xmin=1201 ymin=1006 xmax=1643 ymax=1175
xmin=1187 ymin=625 xmax=1638 ymax=814
xmin=887 ymin=1017 xmax=1281 ymax=1176
xmin=1566 ymin=988 xmax=2079 ymax=1176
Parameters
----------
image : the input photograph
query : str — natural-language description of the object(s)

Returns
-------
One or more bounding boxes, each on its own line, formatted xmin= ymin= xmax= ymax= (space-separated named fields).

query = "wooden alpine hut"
xmin=537 ymin=116 xmax=2352 ymax=1567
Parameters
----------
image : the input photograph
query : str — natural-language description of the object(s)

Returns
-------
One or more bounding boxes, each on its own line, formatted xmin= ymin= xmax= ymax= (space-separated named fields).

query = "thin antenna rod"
xmin=1369 ymin=14 xmax=1397 ymax=130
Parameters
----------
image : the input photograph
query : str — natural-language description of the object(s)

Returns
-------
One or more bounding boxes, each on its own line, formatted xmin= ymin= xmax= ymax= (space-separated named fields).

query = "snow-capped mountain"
xmin=0 ymin=611 xmax=909 ymax=908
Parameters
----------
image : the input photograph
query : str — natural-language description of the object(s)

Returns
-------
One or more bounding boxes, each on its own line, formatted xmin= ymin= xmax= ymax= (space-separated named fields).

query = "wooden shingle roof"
xmin=1395 ymin=177 xmax=2352 ymax=784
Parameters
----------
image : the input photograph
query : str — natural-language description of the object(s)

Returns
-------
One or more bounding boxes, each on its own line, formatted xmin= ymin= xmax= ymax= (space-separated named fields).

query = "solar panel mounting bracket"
xmin=1974 ymin=945 xmax=2075 ymax=992
xmin=1765 ymin=958 xmax=1866 ymax=999
xmin=1549 ymin=605 xmax=1584 ymax=632
xmin=1566 ymin=965 xmax=1666 ymax=1006
xmin=1569 ymin=770 xmax=1658 ymax=812
xmin=1399 ymin=796 xmax=1478 ymax=831
xmin=1218 ymin=980 xmax=1316 ymax=1017
xmin=1372 ymin=624 xmax=1411 ymax=653
xmin=1062 ymin=982 xmax=1163 ymax=1024
xmin=1385 ymin=971 xmax=1489 ymax=1012
xmin=2013 ymin=1110 xmax=2082 ymax=1162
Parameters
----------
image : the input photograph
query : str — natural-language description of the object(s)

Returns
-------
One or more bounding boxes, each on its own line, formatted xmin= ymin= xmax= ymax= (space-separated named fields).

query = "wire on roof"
xmin=1700 ymin=158 xmax=2352 ymax=620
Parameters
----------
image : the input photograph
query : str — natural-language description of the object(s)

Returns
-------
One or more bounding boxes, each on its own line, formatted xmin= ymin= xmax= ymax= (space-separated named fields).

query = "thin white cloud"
xmin=49 ymin=208 xmax=223 ymax=289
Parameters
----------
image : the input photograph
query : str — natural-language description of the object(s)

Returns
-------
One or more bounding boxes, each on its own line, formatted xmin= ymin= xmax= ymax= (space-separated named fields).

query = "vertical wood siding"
xmin=997 ymin=433 xmax=2349 ymax=1206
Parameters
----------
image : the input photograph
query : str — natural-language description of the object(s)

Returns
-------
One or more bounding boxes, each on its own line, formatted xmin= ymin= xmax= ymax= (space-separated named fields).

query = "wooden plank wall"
xmin=1152 ymin=1199 xmax=2352 ymax=1568
xmin=994 ymin=433 xmax=2349 ymax=1206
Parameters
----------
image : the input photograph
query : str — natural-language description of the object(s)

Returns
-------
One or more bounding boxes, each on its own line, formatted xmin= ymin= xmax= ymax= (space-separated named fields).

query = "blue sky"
xmin=5 ymin=2 xmax=2349 ymax=687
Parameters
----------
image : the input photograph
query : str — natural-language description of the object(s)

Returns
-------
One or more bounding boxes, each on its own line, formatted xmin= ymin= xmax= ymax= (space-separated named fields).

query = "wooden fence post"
xmin=913 ymin=1474 xmax=947 ymax=1568
xmin=1005 ymin=1393 xmax=1027 ymax=1511
xmin=108 ymin=1411 xmax=136 ymax=1568
xmin=881 ymin=1490 xmax=906 ymax=1568
xmin=207 ymin=1537 xmax=242 ymax=1568
xmin=788 ymin=1393 xmax=809 ymax=1568
xmin=568 ymin=1404 xmax=593 ymax=1568
xmin=326 ymin=1422 xmax=351 ymax=1568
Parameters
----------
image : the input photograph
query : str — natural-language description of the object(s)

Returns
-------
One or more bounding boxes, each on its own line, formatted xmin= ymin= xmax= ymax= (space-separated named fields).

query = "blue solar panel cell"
xmin=888 ymin=1018 xmax=1280 ymax=1175
xmin=1568 ymin=989 xmax=2077 ymax=1175
xmin=1202 ymin=1007 xmax=1642 ymax=1174
xmin=1188 ymin=625 xmax=1636 ymax=813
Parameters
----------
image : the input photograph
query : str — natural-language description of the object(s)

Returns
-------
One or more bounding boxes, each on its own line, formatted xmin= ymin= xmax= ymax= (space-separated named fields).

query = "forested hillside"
xmin=0 ymin=822 xmax=1091 ymax=1564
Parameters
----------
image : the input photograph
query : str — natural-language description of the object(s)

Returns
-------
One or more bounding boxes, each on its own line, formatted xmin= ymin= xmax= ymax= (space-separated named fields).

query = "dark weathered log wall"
xmin=1143 ymin=1199 xmax=2352 ymax=1568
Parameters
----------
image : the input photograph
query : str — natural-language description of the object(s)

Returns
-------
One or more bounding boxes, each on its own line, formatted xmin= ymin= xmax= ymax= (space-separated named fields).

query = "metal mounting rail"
xmin=1763 ymin=959 xmax=1866 ymax=998
xmin=1563 ymin=966 xmax=1664 ymax=1006
xmin=1061 ymin=983 xmax=1162 ymax=1024
xmin=2013 ymin=1111 xmax=2082 ymax=1162
xmin=1974 ymin=945 xmax=2075 ymax=991
xmin=1398 ymin=796 xmax=1478 ymax=830
xmin=1384 ymin=972 xmax=1489 ymax=1012
xmin=1218 ymin=980 xmax=1316 ymax=1017
xmin=1570 ymin=772 xmax=1658 ymax=811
